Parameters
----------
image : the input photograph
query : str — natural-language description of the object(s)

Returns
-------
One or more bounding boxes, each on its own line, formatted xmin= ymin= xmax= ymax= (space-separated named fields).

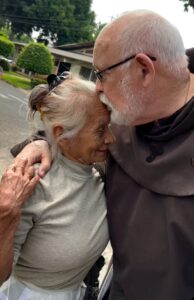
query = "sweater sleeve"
xmin=13 ymin=182 xmax=45 ymax=265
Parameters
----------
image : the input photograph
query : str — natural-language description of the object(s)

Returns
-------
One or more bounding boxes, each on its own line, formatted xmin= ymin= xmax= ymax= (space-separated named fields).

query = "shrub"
xmin=0 ymin=59 xmax=10 ymax=71
xmin=0 ymin=32 xmax=7 ymax=38
xmin=0 ymin=36 xmax=14 ymax=58
xmin=11 ymin=64 xmax=18 ymax=72
xmin=31 ymin=77 xmax=47 ymax=88
xmin=16 ymin=42 xmax=53 ymax=75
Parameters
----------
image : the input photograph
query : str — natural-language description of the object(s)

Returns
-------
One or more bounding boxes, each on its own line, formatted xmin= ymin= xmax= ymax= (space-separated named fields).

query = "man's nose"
xmin=95 ymin=78 xmax=103 ymax=92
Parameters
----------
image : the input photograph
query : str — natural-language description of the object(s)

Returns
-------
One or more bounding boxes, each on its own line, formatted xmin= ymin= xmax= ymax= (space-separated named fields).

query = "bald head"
xmin=93 ymin=10 xmax=191 ymax=126
xmin=94 ymin=10 xmax=187 ymax=77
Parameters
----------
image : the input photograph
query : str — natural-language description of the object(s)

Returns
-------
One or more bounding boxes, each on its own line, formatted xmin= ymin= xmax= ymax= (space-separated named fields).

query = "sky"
xmin=92 ymin=0 xmax=194 ymax=49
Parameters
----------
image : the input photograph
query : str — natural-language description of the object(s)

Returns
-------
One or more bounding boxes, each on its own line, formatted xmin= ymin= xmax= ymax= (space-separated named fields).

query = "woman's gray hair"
xmin=108 ymin=10 xmax=188 ymax=80
xmin=28 ymin=74 xmax=96 ymax=153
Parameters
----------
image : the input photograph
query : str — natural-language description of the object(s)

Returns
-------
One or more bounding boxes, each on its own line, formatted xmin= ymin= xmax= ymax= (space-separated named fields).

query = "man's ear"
xmin=135 ymin=53 xmax=155 ymax=87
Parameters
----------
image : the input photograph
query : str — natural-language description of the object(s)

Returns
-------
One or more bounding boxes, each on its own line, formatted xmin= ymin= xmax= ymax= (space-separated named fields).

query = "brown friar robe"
xmin=106 ymin=98 xmax=194 ymax=300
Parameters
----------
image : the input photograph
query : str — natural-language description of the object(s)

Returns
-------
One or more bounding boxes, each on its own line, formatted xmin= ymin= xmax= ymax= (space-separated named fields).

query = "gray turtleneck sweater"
xmin=13 ymin=154 xmax=109 ymax=291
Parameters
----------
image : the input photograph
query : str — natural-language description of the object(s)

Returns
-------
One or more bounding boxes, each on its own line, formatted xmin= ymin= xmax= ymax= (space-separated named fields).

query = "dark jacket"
xmin=106 ymin=98 xmax=194 ymax=300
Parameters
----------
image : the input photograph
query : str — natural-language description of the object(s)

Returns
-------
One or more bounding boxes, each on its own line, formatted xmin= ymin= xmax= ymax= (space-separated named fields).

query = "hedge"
xmin=31 ymin=77 xmax=47 ymax=88
xmin=16 ymin=42 xmax=53 ymax=75
xmin=0 ymin=36 xmax=14 ymax=58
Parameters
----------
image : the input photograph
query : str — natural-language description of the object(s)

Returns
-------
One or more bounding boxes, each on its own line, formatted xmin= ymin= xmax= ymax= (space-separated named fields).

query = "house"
xmin=53 ymin=41 xmax=95 ymax=81
xmin=13 ymin=41 xmax=95 ymax=81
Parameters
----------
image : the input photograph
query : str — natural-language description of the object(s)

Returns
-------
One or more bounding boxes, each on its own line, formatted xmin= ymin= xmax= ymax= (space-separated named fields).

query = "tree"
xmin=0 ymin=34 xmax=14 ymax=57
xmin=25 ymin=0 xmax=75 ymax=45
xmin=67 ymin=0 xmax=96 ymax=43
xmin=0 ymin=25 xmax=33 ymax=43
xmin=180 ymin=0 xmax=194 ymax=10
xmin=16 ymin=42 xmax=53 ymax=75
xmin=93 ymin=22 xmax=107 ymax=39
xmin=0 ymin=0 xmax=35 ymax=37
xmin=0 ymin=0 xmax=96 ymax=45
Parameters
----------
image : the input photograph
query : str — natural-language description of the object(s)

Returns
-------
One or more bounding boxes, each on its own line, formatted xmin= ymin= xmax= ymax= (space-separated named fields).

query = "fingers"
xmin=26 ymin=175 xmax=40 ymax=195
xmin=18 ymin=175 xmax=40 ymax=205
xmin=0 ymin=160 xmax=40 ymax=212
xmin=14 ymin=140 xmax=52 ymax=177
xmin=26 ymin=166 xmax=35 ymax=180
xmin=9 ymin=158 xmax=29 ymax=175
xmin=34 ymin=140 xmax=52 ymax=177
xmin=14 ymin=143 xmax=36 ymax=167
xmin=38 ymin=157 xmax=51 ymax=177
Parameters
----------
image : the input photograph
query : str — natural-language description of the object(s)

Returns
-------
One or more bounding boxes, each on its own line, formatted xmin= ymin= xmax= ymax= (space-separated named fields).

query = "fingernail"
xmin=39 ymin=171 xmax=45 ymax=178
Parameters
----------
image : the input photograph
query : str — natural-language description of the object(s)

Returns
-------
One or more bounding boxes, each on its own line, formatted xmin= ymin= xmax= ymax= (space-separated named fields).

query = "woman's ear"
xmin=135 ymin=53 xmax=155 ymax=87
xmin=53 ymin=125 xmax=68 ymax=150
xmin=53 ymin=125 xmax=64 ymax=139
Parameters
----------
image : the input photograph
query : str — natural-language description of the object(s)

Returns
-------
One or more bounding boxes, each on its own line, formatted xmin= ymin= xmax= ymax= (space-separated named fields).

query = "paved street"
xmin=0 ymin=79 xmax=31 ymax=175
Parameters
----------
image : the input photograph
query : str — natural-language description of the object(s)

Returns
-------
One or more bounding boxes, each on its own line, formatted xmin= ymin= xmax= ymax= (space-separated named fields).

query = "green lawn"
xmin=1 ymin=71 xmax=31 ymax=90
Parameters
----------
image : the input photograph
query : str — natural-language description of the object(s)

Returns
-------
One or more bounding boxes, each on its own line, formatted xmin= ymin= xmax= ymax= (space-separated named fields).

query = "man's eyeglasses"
xmin=94 ymin=54 xmax=156 ymax=81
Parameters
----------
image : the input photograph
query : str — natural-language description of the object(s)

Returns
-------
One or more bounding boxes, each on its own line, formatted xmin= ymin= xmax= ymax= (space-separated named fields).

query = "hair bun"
xmin=47 ymin=74 xmax=61 ymax=91
xmin=47 ymin=72 xmax=72 ymax=91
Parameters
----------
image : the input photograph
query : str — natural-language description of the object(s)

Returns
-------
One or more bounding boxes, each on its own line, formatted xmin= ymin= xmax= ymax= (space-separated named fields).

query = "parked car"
xmin=0 ymin=55 xmax=12 ymax=71
xmin=0 ymin=55 xmax=13 ymax=63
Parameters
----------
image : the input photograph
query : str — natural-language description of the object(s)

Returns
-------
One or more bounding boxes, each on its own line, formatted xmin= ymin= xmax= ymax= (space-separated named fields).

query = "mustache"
xmin=99 ymin=93 xmax=113 ymax=111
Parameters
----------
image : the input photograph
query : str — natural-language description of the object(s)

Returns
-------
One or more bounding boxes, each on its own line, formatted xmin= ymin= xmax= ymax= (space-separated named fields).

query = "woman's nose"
xmin=105 ymin=127 xmax=116 ymax=145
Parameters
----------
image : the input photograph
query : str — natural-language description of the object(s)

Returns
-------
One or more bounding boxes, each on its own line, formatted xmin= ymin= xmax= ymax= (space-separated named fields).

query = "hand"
xmin=14 ymin=140 xmax=52 ymax=177
xmin=0 ymin=158 xmax=39 ymax=219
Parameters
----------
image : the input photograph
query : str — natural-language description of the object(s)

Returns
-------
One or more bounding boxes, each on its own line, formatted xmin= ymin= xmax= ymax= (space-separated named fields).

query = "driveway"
xmin=0 ymin=80 xmax=31 ymax=175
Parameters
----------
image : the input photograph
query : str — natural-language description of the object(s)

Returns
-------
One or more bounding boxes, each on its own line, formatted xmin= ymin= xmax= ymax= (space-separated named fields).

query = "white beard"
xmin=99 ymin=82 xmax=144 ymax=126
xmin=99 ymin=93 xmax=127 ymax=125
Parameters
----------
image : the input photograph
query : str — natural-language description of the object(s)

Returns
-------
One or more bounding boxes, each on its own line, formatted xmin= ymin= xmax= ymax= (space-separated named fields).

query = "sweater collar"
xmin=57 ymin=153 xmax=93 ymax=178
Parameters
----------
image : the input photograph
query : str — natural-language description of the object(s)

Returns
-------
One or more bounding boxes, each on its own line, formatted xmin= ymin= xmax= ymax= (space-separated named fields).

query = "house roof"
xmin=13 ymin=41 xmax=93 ymax=64
xmin=49 ymin=47 xmax=93 ymax=63
xmin=14 ymin=42 xmax=94 ymax=64
xmin=55 ymin=41 xmax=94 ymax=51
xmin=55 ymin=41 xmax=94 ymax=57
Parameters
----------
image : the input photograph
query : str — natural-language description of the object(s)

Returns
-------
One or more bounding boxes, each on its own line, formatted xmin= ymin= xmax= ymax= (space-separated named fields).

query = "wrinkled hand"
xmin=0 ymin=158 xmax=39 ymax=219
xmin=14 ymin=140 xmax=52 ymax=177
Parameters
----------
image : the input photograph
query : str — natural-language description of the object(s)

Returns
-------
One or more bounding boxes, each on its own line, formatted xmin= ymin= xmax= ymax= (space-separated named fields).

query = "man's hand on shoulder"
xmin=14 ymin=140 xmax=52 ymax=177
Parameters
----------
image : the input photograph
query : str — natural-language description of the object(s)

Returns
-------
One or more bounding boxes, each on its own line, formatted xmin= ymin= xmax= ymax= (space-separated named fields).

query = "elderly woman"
xmin=0 ymin=73 xmax=115 ymax=300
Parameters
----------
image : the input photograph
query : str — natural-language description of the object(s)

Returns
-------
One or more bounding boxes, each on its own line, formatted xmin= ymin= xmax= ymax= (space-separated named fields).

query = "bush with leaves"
xmin=0 ymin=32 xmax=7 ymax=38
xmin=11 ymin=64 xmax=19 ymax=72
xmin=0 ymin=35 xmax=14 ymax=58
xmin=30 ymin=77 xmax=47 ymax=88
xmin=16 ymin=42 xmax=53 ymax=75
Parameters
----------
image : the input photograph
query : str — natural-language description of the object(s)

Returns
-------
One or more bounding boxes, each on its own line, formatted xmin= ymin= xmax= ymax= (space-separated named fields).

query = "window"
xmin=54 ymin=59 xmax=60 ymax=67
xmin=79 ymin=67 xmax=91 ymax=80
xmin=58 ymin=62 xmax=71 ymax=75
xmin=90 ymin=70 xmax=96 ymax=82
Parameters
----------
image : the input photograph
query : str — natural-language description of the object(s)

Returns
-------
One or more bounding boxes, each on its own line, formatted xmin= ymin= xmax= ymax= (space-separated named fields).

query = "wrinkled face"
xmin=63 ymin=99 xmax=115 ymax=165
